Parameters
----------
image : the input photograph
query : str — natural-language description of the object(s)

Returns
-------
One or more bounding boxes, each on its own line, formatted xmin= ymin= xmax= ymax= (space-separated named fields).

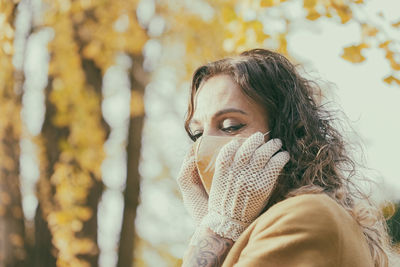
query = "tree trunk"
xmin=32 ymin=79 xmax=68 ymax=267
xmin=31 ymin=204 xmax=56 ymax=267
xmin=0 ymin=124 xmax=27 ymax=267
xmin=0 ymin=2 xmax=27 ymax=267
xmin=117 ymin=55 xmax=147 ymax=267
xmin=75 ymin=58 xmax=109 ymax=267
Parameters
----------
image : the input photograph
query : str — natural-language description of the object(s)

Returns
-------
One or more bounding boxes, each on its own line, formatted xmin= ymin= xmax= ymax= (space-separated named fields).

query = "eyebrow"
xmin=190 ymin=108 xmax=248 ymax=126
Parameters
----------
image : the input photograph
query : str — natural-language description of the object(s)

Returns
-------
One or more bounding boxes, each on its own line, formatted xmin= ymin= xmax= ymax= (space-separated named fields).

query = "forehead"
xmin=194 ymin=74 xmax=248 ymax=108
xmin=192 ymin=74 xmax=253 ymax=120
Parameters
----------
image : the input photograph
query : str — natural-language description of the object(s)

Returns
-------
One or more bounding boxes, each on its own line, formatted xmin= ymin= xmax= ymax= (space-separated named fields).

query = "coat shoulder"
xmin=223 ymin=193 xmax=374 ymax=267
xmin=252 ymin=193 xmax=346 ymax=239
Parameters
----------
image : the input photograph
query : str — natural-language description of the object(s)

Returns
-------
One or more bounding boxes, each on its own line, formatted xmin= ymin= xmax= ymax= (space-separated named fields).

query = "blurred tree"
xmin=117 ymin=54 xmax=147 ymax=267
xmin=36 ymin=3 xmax=109 ymax=266
xmin=0 ymin=0 xmax=27 ymax=266
xmin=33 ymin=1 xmax=147 ymax=266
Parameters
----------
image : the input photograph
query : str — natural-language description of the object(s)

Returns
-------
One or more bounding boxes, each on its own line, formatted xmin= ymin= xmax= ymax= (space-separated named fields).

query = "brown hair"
xmin=184 ymin=49 xmax=396 ymax=266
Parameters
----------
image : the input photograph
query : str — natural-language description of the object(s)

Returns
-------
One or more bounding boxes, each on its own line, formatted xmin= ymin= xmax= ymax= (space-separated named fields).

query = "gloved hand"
xmin=176 ymin=143 xmax=208 ymax=225
xmin=193 ymin=132 xmax=290 ymax=243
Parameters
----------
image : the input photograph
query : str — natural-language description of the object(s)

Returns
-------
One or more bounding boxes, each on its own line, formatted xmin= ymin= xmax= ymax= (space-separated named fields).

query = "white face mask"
xmin=194 ymin=131 xmax=270 ymax=194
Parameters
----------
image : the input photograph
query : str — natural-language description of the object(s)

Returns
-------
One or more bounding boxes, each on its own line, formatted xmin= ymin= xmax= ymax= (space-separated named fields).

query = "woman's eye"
xmin=221 ymin=124 xmax=245 ymax=133
xmin=192 ymin=131 xmax=203 ymax=140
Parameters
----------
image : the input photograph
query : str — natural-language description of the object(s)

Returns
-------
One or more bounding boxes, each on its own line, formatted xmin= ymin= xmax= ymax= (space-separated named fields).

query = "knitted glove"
xmin=176 ymin=143 xmax=208 ymax=225
xmin=192 ymin=132 xmax=290 ymax=243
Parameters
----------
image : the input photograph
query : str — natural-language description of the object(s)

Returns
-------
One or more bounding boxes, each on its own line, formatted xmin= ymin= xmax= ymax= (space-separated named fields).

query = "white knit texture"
xmin=176 ymin=143 xmax=209 ymax=225
xmin=197 ymin=132 xmax=290 ymax=242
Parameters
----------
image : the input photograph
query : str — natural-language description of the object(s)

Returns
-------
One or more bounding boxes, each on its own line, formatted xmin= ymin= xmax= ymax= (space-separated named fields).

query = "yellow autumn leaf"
xmin=131 ymin=90 xmax=145 ymax=117
xmin=306 ymin=9 xmax=321 ymax=21
xmin=247 ymin=20 xmax=264 ymax=33
xmin=221 ymin=6 xmax=236 ymax=22
xmin=361 ymin=24 xmax=379 ymax=37
xmin=341 ymin=43 xmax=368 ymax=63
xmin=51 ymin=211 xmax=74 ymax=225
xmin=71 ymin=219 xmax=83 ymax=232
xmin=74 ymin=206 xmax=92 ymax=221
xmin=383 ymin=75 xmax=400 ymax=86
xmin=381 ymin=201 xmax=396 ymax=219
xmin=82 ymin=40 xmax=102 ymax=60
xmin=304 ymin=0 xmax=317 ymax=9
xmin=379 ymin=41 xmax=400 ymax=71
xmin=379 ymin=40 xmax=391 ymax=49
xmin=333 ymin=3 xmax=352 ymax=24
xmin=387 ymin=52 xmax=400 ymax=71
xmin=392 ymin=21 xmax=400 ymax=28
xmin=247 ymin=21 xmax=265 ymax=42
xmin=277 ymin=33 xmax=288 ymax=56
xmin=260 ymin=0 xmax=275 ymax=7
xmin=236 ymin=35 xmax=246 ymax=47
xmin=129 ymin=19 xmax=148 ymax=54
xmin=70 ymin=238 xmax=97 ymax=255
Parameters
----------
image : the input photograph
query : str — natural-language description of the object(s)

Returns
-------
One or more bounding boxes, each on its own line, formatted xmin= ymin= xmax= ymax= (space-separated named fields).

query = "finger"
xmin=263 ymin=151 xmax=290 ymax=187
xmin=234 ymin=132 xmax=264 ymax=166
xmin=177 ymin=151 xmax=209 ymax=224
xmin=181 ymin=181 xmax=209 ymax=224
xmin=176 ymin=155 xmax=195 ymax=185
xmin=251 ymin=138 xmax=283 ymax=168
xmin=177 ymin=139 xmax=210 ymax=225
xmin=183 ymin=140 xmax=197 ymax=161
xmin=215 ymin=138 xmax=241 ymax=171
xmin=177 ymin=144 xmax=201 ymax=186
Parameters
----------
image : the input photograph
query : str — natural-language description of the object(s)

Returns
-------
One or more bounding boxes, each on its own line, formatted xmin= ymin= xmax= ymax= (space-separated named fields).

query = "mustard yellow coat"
xmin=222 ymin=193 xmax=374 ymax=267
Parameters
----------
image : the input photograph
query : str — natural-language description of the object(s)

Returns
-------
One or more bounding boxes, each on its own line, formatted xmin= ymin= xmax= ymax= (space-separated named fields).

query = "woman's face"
xmin=189 ymin=74 xmax=269 ymax=140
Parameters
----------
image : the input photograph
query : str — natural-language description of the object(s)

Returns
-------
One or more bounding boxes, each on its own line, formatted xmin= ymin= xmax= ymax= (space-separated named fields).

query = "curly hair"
xmin=184 ymin=49 xmax=397 ymax=266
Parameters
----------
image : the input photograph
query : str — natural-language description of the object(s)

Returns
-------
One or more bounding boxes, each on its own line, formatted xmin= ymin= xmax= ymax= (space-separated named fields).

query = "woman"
xmin=176 ymin=49 xmax=395 ymax=266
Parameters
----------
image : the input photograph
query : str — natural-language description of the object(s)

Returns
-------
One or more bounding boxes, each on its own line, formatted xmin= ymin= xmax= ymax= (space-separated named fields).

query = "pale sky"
xmin=289 ymin=8 xmax=400 ymax=201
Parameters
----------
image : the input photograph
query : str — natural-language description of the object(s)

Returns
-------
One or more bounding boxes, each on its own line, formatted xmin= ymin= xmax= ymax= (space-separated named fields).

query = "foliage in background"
xmin=158 ymin=0 xmax=400 ymax=83
xmin=383 ymin=202 xmax=400 ymax=246
xmin=0 ymin=1 xmax=25 ymax=266
xmin=35 ymin=1 xmax=146 ymax=266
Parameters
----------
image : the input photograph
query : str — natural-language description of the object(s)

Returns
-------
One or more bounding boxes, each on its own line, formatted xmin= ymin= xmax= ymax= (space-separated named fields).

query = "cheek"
xmin=241 ymin=98 xmax=269 ymax=133
xmin=237 ymin=120 xmax=268 ymax=138
xmin=246 ymin=123 xmax=269 ymax=134
xmin=246 ymin=112 xmax=269 ymax=134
